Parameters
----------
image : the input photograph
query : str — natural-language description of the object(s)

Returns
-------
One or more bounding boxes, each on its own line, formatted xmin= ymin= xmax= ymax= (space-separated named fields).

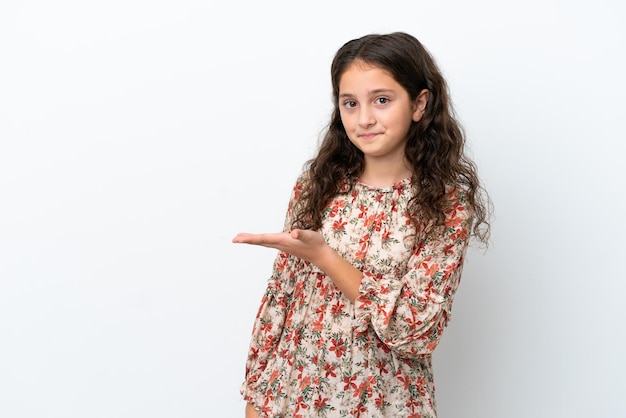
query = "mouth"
xmin=358 ymin=133 xmax=379 ymax=140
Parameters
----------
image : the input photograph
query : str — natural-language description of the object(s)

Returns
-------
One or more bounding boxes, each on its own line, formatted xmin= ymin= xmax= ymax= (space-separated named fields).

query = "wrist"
xmin=315 ymin=245 xmax=340 ymax=272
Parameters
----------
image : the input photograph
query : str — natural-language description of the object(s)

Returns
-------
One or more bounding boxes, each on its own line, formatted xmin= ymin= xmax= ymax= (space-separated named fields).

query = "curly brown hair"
xmin=292 ymin=32 xmax=491 ymax=245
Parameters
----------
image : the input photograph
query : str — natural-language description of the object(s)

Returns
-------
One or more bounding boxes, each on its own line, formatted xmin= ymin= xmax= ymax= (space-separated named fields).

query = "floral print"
xmin=241 ymin=175 xmax=473 ymax=417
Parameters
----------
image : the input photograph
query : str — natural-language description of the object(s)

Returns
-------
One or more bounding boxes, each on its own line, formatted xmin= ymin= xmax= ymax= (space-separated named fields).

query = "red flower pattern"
xmin=241 ymin=176 xmax=472 ymax=417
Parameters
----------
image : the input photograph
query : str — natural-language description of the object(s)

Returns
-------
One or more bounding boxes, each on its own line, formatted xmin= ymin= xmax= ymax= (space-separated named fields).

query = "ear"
xmin=412 ymin=89 xmax=430 ymax=122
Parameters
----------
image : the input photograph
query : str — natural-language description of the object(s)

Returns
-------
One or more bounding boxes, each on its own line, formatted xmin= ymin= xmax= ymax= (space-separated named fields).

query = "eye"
xmin=375 ymin=97 xmax=390 ymax=105
xmin=343 ymin=100 xmax=357 ymax=109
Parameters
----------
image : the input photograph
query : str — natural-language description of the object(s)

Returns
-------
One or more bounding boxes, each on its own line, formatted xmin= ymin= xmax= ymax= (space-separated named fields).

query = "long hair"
xmin=293 ymin=32 xmax=491 ymax=244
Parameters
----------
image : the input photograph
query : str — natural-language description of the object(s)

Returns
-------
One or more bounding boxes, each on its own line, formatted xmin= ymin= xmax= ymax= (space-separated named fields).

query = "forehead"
xmin=338 ymin=61 xmax=401 ymax=94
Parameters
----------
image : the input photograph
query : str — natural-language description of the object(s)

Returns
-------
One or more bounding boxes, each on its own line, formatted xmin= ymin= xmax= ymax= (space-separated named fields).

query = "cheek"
xmin=395 ymin=110 xmax=417 ymax=128
xmin=339 ymin=112 xmax=354 ymax=130
xmin=346 ymin=136 xmax=361 ymax=150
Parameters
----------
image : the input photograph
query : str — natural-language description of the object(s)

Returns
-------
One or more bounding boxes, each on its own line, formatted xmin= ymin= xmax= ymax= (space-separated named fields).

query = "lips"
xmin=359 ymin=132 xmax=380 ymax=140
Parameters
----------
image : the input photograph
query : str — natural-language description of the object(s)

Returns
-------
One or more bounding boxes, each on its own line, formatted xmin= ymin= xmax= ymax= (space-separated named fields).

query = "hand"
xmin=233 ymin=229 xmax=363 ymax=302
xmin=232 ymin=229 xmax=330 ymax=265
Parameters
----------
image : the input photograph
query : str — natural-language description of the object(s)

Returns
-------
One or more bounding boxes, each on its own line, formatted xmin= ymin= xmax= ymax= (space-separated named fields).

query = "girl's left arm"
xmin=353 ymin=190 xmax=473 ymax=359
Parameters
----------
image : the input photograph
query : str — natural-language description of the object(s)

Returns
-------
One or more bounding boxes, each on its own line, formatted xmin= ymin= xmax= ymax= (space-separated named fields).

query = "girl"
xmin=233 ymin=31 xmax=490 ymax=418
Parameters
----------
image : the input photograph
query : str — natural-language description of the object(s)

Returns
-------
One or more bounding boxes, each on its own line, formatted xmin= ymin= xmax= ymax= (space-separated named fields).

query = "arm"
xmin=354 ymin=189 xmax=472 ymax=358
xmin=236 ymin=229 xmax=364 ymax=302
xmin=233 ymin=176 xmax=364 ymax=302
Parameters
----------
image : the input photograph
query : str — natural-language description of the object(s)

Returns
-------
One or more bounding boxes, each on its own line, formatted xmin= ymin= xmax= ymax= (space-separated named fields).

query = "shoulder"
xmin=443 ymin=184 xmax=473 ymax=221
xmin=291 ymin=172 xmax=310 ymax=197
xmin=287 ymin=172 xmax=312 ymax=207
xmin=445 ymin=184 xmax=468 ymax=203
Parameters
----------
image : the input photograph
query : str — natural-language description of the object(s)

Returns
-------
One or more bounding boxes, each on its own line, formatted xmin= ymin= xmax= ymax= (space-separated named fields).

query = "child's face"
xmin=338 ymin=62 xmax=427 ymax=165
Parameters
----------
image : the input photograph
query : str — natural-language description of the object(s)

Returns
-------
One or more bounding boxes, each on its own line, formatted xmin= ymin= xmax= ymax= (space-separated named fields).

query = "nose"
xmin=358 ymin=106 xmax=376 ymax=128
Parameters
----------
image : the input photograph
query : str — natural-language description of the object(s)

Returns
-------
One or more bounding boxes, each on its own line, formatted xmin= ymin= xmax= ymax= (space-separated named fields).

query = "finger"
xmin=232 ymin=233 xmax=269 ymax=244
xmin=232 ymin=233 xmax=253 ymax=243
xmin=233 ymin=232 xmax=286 ymax=246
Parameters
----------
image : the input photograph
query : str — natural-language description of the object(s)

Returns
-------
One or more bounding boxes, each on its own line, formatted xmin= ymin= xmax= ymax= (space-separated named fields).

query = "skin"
xmin=235 ymin=62 xmax=429 ymax=418
xmin=338 ymin=61 xmax=428 ymax=186
xmin=245 ymin=403 xmax=259 ymax=418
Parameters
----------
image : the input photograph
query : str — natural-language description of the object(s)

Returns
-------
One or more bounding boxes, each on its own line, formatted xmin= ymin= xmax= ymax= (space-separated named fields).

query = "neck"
xmin=358 ymin=160 xmax=412 ymax=188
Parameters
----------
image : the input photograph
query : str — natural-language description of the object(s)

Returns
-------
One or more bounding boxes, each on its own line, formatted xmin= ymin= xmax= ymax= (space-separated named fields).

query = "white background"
xmin=1 ymin=1 xmax=625 ymax=417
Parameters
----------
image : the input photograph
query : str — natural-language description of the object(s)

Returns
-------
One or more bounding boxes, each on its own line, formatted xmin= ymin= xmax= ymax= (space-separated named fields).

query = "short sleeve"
xmin=353 ymin=188 xmax=473 ymax=358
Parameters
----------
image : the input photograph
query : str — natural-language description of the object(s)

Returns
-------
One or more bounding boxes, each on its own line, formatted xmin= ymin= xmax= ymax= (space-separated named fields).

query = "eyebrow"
xmin=339 ymin=88 xmax=395 ymax=99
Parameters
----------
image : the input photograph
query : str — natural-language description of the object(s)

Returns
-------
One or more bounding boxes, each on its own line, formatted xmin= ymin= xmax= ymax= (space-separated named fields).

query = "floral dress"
xmin=241 ymin=175 xmax=473 ymax=418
